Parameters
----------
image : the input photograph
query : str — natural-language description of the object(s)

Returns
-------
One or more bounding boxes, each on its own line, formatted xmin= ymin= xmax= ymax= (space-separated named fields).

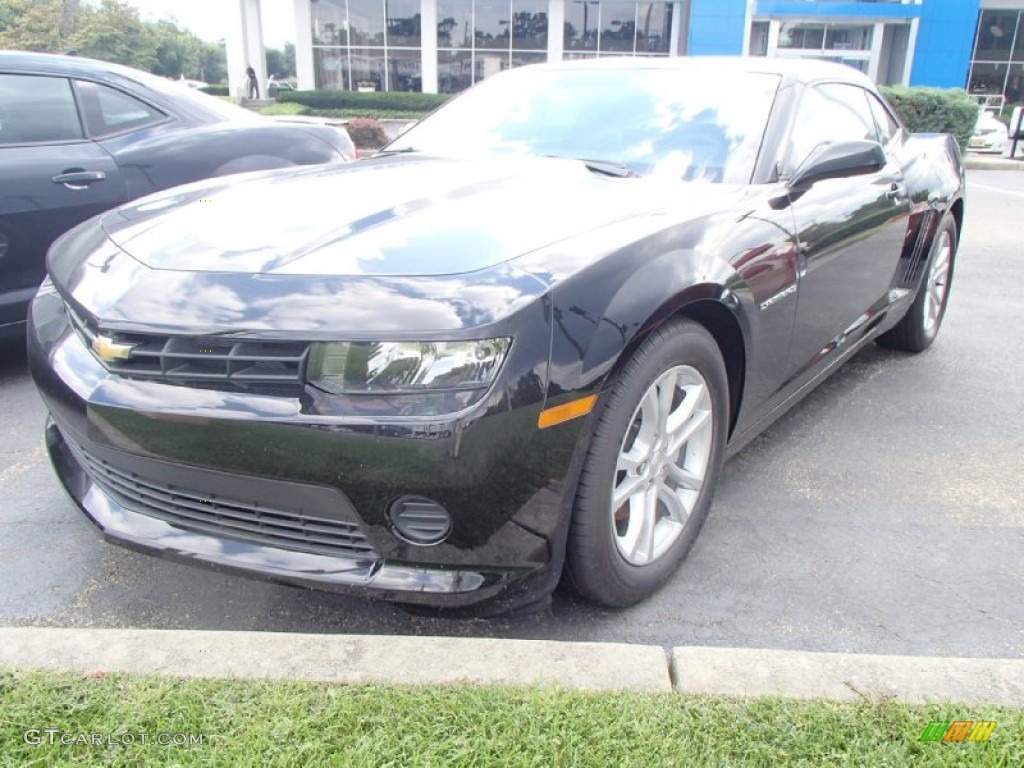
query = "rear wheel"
xmin=564 ymin=319 xmax=729 ymax=608
xmin=877 ymin=214 xmax=957 ymax=353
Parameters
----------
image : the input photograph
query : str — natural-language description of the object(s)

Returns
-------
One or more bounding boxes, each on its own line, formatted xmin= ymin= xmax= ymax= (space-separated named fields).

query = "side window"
xmin=867 ymin=93 xmax=902 ymax=146
xmin=0 ymin=75 xmax=84 ymax=145
xmin=785 ymin=83 xmax=879 ymax=176
xmin=75 ymin=80 xmax=166 ymax=138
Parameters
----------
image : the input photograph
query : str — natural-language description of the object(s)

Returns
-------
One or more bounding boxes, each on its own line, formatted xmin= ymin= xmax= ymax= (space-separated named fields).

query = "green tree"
xmin=198 ymin=42 xmax=227 ymax=84
xmin=284 ymin=42 xmax=295 ymax=78
xmin=148 ymin=19 xmax=200 ymax=79
xmin=265 ymin=46 xmax=286 ymax=78
xmin=69 ymin=0 xmax=153 ymax=70
xmin=0 ymin=0 xmax=80 ymax=53
xmin=265 ymin=45 xmax=295 ymax=79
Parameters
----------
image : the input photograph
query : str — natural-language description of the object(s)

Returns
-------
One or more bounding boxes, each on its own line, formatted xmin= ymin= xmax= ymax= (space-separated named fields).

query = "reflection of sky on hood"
xmin=74 ymin=250 xmax=547 ymax=334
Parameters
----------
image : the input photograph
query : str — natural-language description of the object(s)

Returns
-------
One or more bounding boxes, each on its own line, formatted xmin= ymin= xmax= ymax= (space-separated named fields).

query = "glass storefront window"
xmin=969 ymin=10 xmax=1024 ymax=100
xmin=437 ymin=1 xmax=473 ymax=48
xmin=438 ymin=50 xmax=473 ymax=93
xmin=511 ymin=0 xmax=548 ymax=50
xmin=348 ymin=0 xmax=386 ymax=46
xmin=825 ymin=24 xmax=872 ymax=52
xmin=749 ymin=20 xmax=768 ymax=56
xmin=313 ymin=1 xmax=680 ymax=94
xmin=312 ymin=0 xmax=349 ymax=45
xmin=779 ymin=23 xmax=824 ymax=50
xmin=315 ymin=47 xmax=349 ymax=90
xmin=349 ymin=47 xmax=387 ymax=90
xmin=510 ymin=50 xmax=547 ymax=70
xmin=565 ymin=1 xmax=673 ymax=55
xmin=600 ymin=2 xmax=638 ymax=53
xmin=970 ymin=61 xmax=1010 ymax=96
xmin=313 ymin=0 xmax=424 ymax=92
xmin=388 ymin=48 xmax=422 ymax=91
xmin=636 ymin=2 xmax=673 ymax=54
xmin=779 ymin=23 xmax=871 ymax=52
xmin=386 ymin=0 xmax=421 ymax=48
xmin=565 ymin=2 xmax=601 ymax=52
xmin=975 ymin=11 xmax=1017 ymax=62
xmin=475 ymin=0 xmax=511 ymax=51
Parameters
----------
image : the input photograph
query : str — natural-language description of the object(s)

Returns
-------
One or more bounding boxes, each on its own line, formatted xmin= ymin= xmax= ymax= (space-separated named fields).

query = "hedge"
xmin=278 ymin=90 xmax=451 ymax=113
xmin=880 ymin=86 xmax=978 ymax=151
xmin=199 ymin=85 xmax=229 ymax=97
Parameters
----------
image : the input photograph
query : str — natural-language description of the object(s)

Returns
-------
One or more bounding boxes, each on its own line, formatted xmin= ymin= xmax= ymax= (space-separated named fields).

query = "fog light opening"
xmin=388 ymin=496 xmax=452 ymax=546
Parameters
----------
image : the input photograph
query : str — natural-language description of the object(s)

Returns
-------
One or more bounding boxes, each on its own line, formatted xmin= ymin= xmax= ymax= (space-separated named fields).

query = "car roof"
xmin=529 ymin=55 xmax=877 ymax=88
xmin=0 ymin=50 xmax=153 ymax=80
xmin=0 ymin=50 xmax=262 ymax=124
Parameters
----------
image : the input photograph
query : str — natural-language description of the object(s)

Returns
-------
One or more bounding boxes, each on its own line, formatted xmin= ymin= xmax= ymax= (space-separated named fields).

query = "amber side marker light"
xmin=537 ymin=394 xmax=598 ymax=429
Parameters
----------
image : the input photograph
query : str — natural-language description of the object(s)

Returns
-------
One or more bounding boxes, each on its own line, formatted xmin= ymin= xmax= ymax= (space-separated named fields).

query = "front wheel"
xmin=877 ymin=213 xmax=958 ymax=353
xmin=564 ymin=319 xmax=729 ymax=608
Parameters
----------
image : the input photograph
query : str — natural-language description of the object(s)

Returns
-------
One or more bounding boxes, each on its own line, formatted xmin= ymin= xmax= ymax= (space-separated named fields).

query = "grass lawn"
xmin=1 ymin=669 xmax=1021 ymax=766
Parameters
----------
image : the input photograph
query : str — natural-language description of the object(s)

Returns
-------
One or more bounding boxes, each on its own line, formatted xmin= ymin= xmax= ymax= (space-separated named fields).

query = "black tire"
xmin=876 ymin=214 xmax=958 ymax=353
xmin=563 ymin=318 xmax=729 ymax=608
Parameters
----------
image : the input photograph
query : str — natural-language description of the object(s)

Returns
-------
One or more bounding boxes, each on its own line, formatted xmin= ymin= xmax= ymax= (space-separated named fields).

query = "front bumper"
xmin=29 ymin=289 xmax=584 ymax=609
xmin=45 ymin=419 xmax=519 ymax=603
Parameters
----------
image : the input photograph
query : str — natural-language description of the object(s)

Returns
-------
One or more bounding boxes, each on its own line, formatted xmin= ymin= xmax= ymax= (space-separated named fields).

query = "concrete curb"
xmin=671 ymin=647 xmax=1024 ymax=706
xmin=3 ymin=628 xmax=1023 ymax=705
xmin=963 ymin=154 xmax=1024 ymax=170
xmin=0 ymin=628 xmax=671 ymax=692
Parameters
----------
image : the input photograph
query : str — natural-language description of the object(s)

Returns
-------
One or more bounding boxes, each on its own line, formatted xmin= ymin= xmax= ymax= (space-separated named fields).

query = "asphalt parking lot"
xmin=1 ymin=170 xmax=1021 ymax=657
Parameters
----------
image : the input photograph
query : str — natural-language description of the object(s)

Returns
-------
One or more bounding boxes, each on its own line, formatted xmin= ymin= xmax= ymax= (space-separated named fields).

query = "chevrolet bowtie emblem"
xmin=92 ymin=335 xmax=136 ymax=362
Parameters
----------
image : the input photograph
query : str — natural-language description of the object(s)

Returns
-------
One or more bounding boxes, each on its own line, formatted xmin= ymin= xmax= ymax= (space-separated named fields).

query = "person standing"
xmin=246 ymin=65 xmax=259 ymax=99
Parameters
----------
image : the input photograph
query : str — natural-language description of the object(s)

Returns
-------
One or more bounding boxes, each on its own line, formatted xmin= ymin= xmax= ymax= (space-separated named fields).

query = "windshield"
xmin=389 ymin=65 xmax=781 ymax=184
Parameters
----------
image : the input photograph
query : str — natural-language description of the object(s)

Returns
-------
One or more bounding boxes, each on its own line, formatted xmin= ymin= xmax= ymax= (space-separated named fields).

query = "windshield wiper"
xmin=374 ymin=147 xmax=419 ymax=157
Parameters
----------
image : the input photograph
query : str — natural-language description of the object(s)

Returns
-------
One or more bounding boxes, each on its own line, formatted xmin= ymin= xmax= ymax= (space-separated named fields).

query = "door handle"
xmin=886 ymin=182 xmax=907 ymax=202
xmin=52 ymin=170 xmax=107 ymax=189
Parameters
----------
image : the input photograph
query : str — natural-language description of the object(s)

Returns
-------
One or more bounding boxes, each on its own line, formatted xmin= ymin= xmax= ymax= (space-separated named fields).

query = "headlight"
xmin=306 ymin=339 xmax=511 ymax=416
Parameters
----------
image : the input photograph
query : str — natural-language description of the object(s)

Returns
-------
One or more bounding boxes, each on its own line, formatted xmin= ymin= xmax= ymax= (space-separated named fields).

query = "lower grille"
xmin=65 ymin=439 xmax=376 ymax=559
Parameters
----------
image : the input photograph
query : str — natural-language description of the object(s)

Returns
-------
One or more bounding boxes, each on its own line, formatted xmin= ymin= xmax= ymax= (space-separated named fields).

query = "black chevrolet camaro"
xmin=29 ymin=58 xmax=965 ymax=613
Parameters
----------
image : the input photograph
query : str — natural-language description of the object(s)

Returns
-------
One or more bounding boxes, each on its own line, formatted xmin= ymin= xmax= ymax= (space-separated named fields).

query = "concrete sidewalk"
xmin=2 ymin=627 xmax=1023 ymax=705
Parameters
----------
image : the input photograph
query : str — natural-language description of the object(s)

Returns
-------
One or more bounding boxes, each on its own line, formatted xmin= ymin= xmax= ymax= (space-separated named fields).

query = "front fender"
xmin=544 ymin=233 xmax=752 ymax=400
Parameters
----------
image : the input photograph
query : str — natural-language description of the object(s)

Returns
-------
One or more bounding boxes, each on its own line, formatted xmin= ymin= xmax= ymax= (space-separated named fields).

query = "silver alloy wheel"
xmin=611 ymin=365 xmax=714 ymax=566
xmin=923 ymin=229 xmax=952 ymax=336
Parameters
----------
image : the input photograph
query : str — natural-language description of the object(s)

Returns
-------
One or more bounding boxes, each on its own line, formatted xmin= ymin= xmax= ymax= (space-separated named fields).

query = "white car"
xmin=968 ymin=110 xmax=1009 ymax=154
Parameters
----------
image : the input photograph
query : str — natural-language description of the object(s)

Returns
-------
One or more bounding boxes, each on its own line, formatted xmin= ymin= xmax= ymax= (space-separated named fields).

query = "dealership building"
xmin=226 ymin=0 xmax=1024 ymax=104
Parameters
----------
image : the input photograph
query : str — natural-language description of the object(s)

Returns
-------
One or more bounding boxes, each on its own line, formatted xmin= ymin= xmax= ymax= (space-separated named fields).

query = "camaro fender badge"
xmin=92 ymin=335 xmax=137 ymax=362
xmin=759 ymin=283 xmax=797 ymax=312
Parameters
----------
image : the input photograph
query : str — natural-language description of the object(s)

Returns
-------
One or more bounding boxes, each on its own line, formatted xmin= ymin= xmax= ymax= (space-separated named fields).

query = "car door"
xmin=0 ymin=73 xmax=126 ymax=328
xmin=782 ymin=82 xmax=910 ymax=380
xmin=71 ymin=78 xmax=175 ymax=199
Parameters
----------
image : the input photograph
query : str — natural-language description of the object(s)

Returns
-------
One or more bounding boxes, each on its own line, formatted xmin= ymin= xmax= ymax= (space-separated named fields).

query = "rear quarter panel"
xmin=102 ymin=124 xmax=344 ymax=199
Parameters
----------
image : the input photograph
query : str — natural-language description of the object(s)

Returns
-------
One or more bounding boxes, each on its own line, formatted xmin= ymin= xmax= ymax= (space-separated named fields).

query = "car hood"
xmin=99 ymin=154 xmax=740 ymax=279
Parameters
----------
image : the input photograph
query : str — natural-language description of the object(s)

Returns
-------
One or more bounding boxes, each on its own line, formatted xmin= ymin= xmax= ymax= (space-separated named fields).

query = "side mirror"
xmin=789 ymin=140 xmax=886 ymax=189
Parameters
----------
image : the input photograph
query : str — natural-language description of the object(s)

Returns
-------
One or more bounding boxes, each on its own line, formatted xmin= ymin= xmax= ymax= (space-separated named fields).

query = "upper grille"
xmin=65 ymin=438 xmax=377 ymax=560
xmin=67 ymin=305 xmax=310 ymax=395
